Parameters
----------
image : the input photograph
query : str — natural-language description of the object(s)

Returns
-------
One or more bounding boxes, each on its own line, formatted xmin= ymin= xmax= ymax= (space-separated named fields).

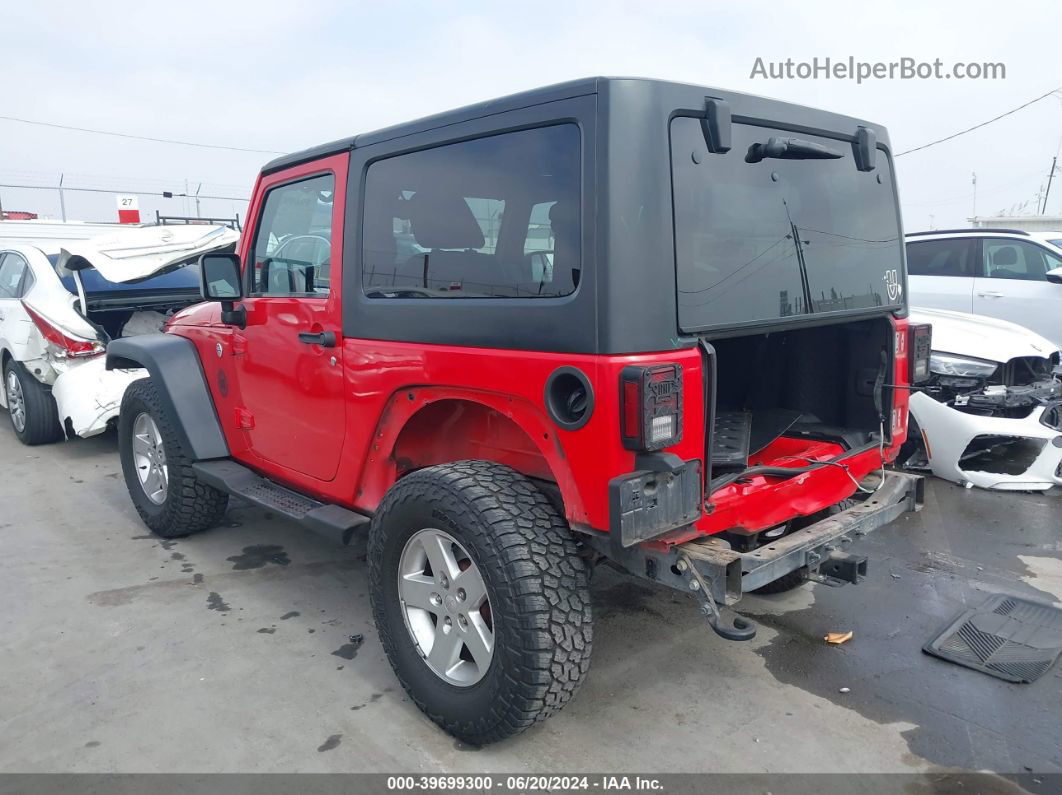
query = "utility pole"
xmin=58 ymin=174 xmax=68 ymax=222
xmin=971 ymin=172 xmax=977 ymax=222
xmin=1042 ymin=156 xmax=1057 ymax=215
xmin=195 ymin=183 xmax=202 ymax=218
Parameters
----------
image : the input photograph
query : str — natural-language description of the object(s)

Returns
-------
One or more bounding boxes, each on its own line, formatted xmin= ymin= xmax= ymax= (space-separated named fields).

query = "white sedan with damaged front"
xmin=0 ymin=225 xmax=237 ymax=444
xmin=902 ymin=307 xmax=1062 ymax=491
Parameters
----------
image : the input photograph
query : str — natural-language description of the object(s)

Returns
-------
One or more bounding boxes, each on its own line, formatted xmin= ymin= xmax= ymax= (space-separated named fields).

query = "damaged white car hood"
xmin=910 ymin=306 xmax=1061 ymax=362
xmin=55 ymin=224 xmax=239 ymax=283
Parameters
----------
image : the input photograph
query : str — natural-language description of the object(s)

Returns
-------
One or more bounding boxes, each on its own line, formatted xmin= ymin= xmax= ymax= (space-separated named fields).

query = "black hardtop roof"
xmin=261 ymin=76 xmax=888 ymax=175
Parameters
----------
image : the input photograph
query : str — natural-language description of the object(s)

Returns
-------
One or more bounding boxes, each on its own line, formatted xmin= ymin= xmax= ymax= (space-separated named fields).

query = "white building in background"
xmin=968 ymin=215 xmax=1062 ymax=233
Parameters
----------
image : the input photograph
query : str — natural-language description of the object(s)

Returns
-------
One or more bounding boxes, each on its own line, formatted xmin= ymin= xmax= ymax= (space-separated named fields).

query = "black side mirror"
xmin=198 ymin=252 xmax=246 ymax=327
xmin=1046 ymin=267 xmax=1062 ymax=285
xmin=199 ymin=252 xmax=243 ymax=300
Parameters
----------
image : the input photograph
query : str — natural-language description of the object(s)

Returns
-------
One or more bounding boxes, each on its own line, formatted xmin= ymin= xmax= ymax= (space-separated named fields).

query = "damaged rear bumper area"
xmin=595 ymin=470 xmax=923 ymax=639
xmin=51 ymin=358 xmax=144 ymax=438
xmin=910 ymin=389 xmax=1062 ymax=491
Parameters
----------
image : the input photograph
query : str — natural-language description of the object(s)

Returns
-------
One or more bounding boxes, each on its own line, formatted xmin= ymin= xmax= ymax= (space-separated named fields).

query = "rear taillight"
xmin=620 ymin=364 xmax=683 ymax=451
xmin=908 ymin=323 xmax=932 ymax=384
xmin=22 ymin=302 xmax=104 ymax=359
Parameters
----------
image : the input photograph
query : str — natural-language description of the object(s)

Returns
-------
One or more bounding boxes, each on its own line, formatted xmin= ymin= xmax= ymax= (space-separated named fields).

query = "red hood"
xmin=166 ymin=301 xmax=221 ymax=329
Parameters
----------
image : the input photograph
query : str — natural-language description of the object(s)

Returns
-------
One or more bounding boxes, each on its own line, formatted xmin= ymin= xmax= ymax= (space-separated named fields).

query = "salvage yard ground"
xmin=2 ymin=424 xmax=1061 ymax=776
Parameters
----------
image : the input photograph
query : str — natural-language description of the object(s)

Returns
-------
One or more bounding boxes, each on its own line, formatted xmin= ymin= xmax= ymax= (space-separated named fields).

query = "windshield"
xmin=671 ymin=118 xmax=903 ymax=332
xmin=48 ymin=253 xmax=200 ymax=295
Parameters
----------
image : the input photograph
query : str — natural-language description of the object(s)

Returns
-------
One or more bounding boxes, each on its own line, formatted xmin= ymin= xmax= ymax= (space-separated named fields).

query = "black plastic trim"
xmin=106 ymin=334 xmax=229 ymax=461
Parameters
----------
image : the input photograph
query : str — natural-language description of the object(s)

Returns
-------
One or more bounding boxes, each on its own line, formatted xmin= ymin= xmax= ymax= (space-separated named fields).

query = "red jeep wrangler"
xmin=109 ymin=78 xmax=927 ymax=744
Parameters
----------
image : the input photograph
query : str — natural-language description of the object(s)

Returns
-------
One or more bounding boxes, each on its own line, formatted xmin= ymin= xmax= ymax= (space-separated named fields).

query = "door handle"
xmin=977 ymin=291 xmax=1004 ymax=298
xmin=298 ymin=330 xmax=337 ymax=347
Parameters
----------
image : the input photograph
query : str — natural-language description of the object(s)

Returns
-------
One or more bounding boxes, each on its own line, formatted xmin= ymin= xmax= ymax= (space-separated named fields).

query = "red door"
xmin=232 ymin=155 xmax=348 ymax=482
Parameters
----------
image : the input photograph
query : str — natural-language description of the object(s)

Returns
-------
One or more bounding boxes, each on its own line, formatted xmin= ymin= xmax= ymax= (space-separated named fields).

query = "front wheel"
xmin=369 ymin=460 xmax=593 ymax=745
xmin=118 ymin=378 xmax=228 ymax=538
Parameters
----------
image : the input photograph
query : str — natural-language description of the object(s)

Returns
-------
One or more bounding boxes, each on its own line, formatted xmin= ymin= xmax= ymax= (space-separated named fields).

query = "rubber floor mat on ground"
xmin=924 ymin=593 xmax=1062 ymax=683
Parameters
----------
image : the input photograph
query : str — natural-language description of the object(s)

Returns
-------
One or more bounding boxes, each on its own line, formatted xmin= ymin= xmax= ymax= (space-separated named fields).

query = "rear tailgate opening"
xmin=698 ymin=316 xmax=897 ymax=547
xmin=710 ymin=316 xmax=894 ymax=466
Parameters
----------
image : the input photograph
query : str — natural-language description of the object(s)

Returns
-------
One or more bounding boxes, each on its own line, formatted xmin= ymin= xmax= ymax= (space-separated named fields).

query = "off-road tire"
xmin=369 ymin=460 xmax=593 ymax=745
xmin=4 ymin=359 xmax=62 ymax=445
xmin=119 ymin=378 xmax=228 ymax=538
xmin=751 ymin=498 xmax=857 ymax=595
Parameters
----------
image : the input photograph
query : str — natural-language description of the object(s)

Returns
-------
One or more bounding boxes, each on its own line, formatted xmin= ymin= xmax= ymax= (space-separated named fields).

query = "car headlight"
xmin=929 ymin=352 xmax=999 ymax=378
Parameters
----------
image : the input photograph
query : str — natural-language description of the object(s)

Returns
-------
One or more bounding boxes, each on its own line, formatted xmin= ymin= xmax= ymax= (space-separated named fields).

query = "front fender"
xmin=107 ymin=333 xmax=229 ymax=460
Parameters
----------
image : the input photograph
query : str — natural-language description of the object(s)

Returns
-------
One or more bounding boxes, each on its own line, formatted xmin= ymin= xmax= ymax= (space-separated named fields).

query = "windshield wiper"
xmin=745 ymin=136 xmax=843 ymax=164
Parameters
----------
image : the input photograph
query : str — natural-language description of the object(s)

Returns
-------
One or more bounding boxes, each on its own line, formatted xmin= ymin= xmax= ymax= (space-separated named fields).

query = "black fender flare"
xmin=107 ymin=333 xmax=229 ymax=461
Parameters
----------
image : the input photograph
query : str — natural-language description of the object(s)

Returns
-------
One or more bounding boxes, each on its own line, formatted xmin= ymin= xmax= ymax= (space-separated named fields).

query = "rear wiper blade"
xmin=745 ymin=136 xmax=843 ymax=164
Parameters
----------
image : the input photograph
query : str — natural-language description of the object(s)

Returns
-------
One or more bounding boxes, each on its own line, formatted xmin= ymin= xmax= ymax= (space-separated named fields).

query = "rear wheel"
xmin=750 ymin=498 xmax=857 ymax=595
xmin=369 ymin=460 xmax=593 ymax=745
xmin=4 ymin=359 xmax=62 ymax=445
xmin=119 ymin=378 xmax=228 ymax=538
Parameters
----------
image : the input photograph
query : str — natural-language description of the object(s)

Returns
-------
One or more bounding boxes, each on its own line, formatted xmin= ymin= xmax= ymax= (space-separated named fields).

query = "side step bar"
xmin=192 ymin=459 xmax=370 ymax=545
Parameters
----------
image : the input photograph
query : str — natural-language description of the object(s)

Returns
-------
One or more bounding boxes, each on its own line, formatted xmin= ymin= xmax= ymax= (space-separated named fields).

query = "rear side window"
xmin=362 ymin=124 xmax=581 ymax=299
xmin=982 ymin=238 xmax=1062 ymax=282
xmin=57 ymin=263 xmax=201 ymax=295
xmin=906 ymin=239 xmax=975 ymax=277
xmin=0 ymin=253 xmax=29 ymax=298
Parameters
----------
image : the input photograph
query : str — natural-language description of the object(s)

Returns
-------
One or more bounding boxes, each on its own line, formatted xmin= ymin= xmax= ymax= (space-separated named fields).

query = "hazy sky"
xmin=1 ymin=0 xmax=1060 ymax=231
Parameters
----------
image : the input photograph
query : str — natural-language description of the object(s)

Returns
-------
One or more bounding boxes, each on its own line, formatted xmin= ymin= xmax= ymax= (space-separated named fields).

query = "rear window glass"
xmin=362 ymin=124 xmax=580 ymax=299
xmin=54 ymin=257 xmax=201 ymax=294
xmin=671 ymin=118 xmax=903 ymax=331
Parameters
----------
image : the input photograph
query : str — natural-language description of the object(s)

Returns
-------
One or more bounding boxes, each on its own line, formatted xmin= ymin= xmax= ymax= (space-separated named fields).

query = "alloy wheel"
xmin=5 ymin=370 xmax=26 ymax=433
xmin=131 ymin=412 xmax=168 ymax=505
xmin=397 ymin=528 xmax=494 ymax=686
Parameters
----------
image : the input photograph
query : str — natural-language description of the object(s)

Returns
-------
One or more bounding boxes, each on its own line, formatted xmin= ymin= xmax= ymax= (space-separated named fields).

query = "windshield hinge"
xmin=854 ymin=126 xmax=877 ymax=172
xmin=702 ymin=97 xmax=732 ymax=154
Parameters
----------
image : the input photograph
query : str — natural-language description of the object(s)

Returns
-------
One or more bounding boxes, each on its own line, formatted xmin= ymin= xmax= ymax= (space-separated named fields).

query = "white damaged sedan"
xmin=904 ymin=307 xmax=1062 ymax=491
xmin=0 ymin=225 xmax=237 ymax=444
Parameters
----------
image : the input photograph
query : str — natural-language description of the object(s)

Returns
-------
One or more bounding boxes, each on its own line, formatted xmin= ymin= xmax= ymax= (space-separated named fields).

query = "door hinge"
xmin=234 ymin=407 xmax=255 ymax=429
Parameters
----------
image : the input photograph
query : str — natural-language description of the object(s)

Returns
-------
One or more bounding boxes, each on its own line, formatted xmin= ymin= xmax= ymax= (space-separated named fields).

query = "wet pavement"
xmin=1 ymin=424 xmax=1060 ymax=780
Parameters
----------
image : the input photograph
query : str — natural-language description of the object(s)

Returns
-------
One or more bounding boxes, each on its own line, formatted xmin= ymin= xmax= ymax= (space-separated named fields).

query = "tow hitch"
xmin=590 ymin=471 xmax=921 ymax=642
xmin=813 ymin=550 xmax=868 ymax=586
xmin=678 ymin=554 xmax=757 ymax=641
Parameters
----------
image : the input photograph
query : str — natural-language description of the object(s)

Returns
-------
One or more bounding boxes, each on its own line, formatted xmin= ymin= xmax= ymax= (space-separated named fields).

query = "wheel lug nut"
xmin=430 ymin=592 xmax=442 ymax=606
xmin=456 ymin=588 xmax=466 ymax=602
xmin=458 ymin=614 xmax=468 ymax=630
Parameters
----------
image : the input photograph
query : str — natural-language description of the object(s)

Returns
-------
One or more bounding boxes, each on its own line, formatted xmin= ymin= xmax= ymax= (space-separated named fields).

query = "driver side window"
xmin=250 ymin=174 xmax=335 ymax=296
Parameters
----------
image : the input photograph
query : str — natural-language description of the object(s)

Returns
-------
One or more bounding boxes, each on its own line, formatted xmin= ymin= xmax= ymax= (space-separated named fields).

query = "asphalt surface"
xmin=2 ymin=424 xmax=1061 ymax=779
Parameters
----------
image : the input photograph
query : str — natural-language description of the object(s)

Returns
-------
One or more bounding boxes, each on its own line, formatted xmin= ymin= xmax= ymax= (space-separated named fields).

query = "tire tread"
xmin=120 ymin=378 xmax=227 ymax=537
xmin=369 ymin=460 xmax=592 ymax=744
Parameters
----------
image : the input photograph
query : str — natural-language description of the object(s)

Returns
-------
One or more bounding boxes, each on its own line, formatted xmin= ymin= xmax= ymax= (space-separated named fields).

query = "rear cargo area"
xmin=708 ymin=317 xmax=894 ymax=479
xmin=693 ymin=316 xmax=896 ymax=540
